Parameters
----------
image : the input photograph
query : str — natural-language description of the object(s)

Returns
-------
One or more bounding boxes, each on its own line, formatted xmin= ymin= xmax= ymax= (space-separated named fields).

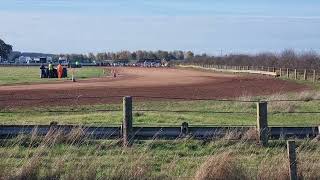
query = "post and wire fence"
xmin=0 ymin=96 xmax=312 ymax=180
xmin=179 ymin=63 xmax=320 ymax=83
xmin=1 ymin=95 xmax=319 ymax=145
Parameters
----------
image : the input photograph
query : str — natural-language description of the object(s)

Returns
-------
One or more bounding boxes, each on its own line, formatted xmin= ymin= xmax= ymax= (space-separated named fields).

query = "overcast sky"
xmin=1 ymin=0 xmax=320 ymax=54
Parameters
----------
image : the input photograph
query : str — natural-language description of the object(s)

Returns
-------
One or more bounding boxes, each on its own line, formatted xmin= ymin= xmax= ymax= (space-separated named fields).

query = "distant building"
xmin=39 ymin=57 xmax=47 ymax=63
xmin=18 ymin=56 xmax=32 ymax=64
xmin=47 ymin=56 xmax=53 ymax=62
xmin=32 ymin=57 xmax=41 ymax=63
xmin=58 ymin=57 xmax=68 ymax=65
xmin=18 ymin=56 xmax=27 ymax=63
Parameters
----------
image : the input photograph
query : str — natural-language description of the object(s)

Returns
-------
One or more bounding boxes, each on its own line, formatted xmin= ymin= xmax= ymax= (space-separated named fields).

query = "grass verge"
xmin=0 ymin=67 xmax=106 ymax=85
xmin=0 ymin=131 xmax=319 ymax=179
xmin=1 ymin=93 xmax=320 ymax=126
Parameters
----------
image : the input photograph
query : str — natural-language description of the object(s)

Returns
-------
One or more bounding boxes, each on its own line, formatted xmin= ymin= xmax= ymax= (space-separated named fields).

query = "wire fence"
xmin=1 ymin=95 xmax=320 ymax=115
xmin=181 ymin=63 xmax=320 ymax=83
xmin=0 ymin=109 xmax=256 ymax=115
xmin=2 ymin=94 xmax=320 ymax=102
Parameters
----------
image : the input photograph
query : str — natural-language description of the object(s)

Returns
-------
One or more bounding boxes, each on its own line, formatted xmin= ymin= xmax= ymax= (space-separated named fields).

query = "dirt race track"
xmin=0 ymin=67 xmax=309 ymax=108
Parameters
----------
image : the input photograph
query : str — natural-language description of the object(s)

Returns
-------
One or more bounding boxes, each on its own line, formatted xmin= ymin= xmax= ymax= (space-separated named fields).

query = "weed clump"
xmin=194 ymin=152 xmax=248 ymax=180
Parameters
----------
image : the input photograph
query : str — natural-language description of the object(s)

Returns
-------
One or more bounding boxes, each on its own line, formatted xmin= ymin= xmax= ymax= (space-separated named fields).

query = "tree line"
xmin=1 ymin=39 xmax=195 ymax=62
xmin=57 ymin=50 xmax=194 ymax=63
xmin=0 ymin=39 xmax=12 ymax=61
xmin=2 ymin=38 xmax=320 ymax=70
xmin=186 ymin=50 xmax=320 ymax=70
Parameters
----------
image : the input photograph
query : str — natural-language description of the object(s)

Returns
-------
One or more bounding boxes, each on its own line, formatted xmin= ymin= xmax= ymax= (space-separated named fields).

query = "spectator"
xmin=48 ymin=62 xmax=53 ymax=78
xmin=40 ymin=64 xmax=46 ymax=78
xmin=57 ymin=63 xmax=63 ymax=79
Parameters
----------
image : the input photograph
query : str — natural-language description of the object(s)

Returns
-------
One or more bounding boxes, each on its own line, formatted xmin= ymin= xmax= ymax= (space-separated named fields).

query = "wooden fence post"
xmin=181 ymin=122 xmax=189 ymax=137
xmin=123 ymin=96 xmax=133 ymax=147
xmin=287 ymin=140 xmax=298 ymax=180
xmin=49 ymin=121 xmax=59 ymax=131
xmin=294 ymin=69 xmax=297 ymax=80
xmin=287 ymin=68 xmax=289 ymax=78
xmin=313 ymin=70 xmax=316 ymax=83
xmin=257 ymin=101 xmax=268 ymax=146
xmin=304 ymin=69 xmax=307 ymax=80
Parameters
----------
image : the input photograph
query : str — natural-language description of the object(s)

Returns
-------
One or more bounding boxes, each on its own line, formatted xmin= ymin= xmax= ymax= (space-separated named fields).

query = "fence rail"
xmin=0 ymin=125 xmax=318 ymax=140
xmin=179 ymin=64 xmax=320 ymax=83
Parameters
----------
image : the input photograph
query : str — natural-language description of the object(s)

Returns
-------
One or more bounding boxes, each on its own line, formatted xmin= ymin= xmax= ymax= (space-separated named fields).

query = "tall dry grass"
xmin=241 ymin=127 xmax=258 ymax=141
xmin=0 ymin=127 xmax=319 ymax=180
xmin=0 ymin=127 xmax=164 ymax=180
xmin=257 ymin=154 xmax=293 ymax=180
xmin=194 ymin=152 xmax=248 ymax=180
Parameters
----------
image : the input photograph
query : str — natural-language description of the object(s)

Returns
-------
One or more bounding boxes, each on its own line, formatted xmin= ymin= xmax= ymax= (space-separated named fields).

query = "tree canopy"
xmin=58 ymin=50 xmax=188 ymax=63
xmin=0 ymin=38 xmax=13 ymax=60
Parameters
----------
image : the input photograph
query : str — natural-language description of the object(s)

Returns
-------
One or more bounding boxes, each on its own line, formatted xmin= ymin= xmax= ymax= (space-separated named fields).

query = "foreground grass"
xmin=0 ymin=133 xmax=319 ymax=179
xmin=1 ymin=91 xmax=320 ymax=126
xmin=0 ymin=66 xmax=105 ymax=85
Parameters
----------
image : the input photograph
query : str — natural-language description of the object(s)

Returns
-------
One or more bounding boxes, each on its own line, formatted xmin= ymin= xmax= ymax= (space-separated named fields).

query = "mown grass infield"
xmin=0 ymin=66 xmax=105 ymax=85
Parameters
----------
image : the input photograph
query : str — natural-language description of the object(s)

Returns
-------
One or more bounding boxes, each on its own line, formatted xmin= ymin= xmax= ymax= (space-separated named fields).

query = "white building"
xmin=18 ymin=56 xmax=33 ymax=64
xmin=18 ymin=56 xmax=27 ymax=63
xmin=58 ymin=57 xmax=68 ymax=65
xmin=47 ymin=57 xmax=53 ymax=62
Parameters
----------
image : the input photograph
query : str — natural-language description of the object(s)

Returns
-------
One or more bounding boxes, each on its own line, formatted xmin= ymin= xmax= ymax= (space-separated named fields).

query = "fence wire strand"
xmin=0 ymin=109 xmax=255 ymax=114
xmin=2 ymin=94 xmax=320 ymax=103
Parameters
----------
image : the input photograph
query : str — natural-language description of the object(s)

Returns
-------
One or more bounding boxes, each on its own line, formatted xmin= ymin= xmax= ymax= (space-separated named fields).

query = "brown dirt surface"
xmin=0 ymin=67 xmax=309 ymax=108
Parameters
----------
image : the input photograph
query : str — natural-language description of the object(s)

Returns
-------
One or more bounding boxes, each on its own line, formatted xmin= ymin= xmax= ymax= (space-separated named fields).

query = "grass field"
xmin=0 ymin=66 xmax=105 ymax=85
xmin=1 ymin=91 xmax=320 ymax=126
xmin=0 ymin=136 xmax=319 ymax=179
